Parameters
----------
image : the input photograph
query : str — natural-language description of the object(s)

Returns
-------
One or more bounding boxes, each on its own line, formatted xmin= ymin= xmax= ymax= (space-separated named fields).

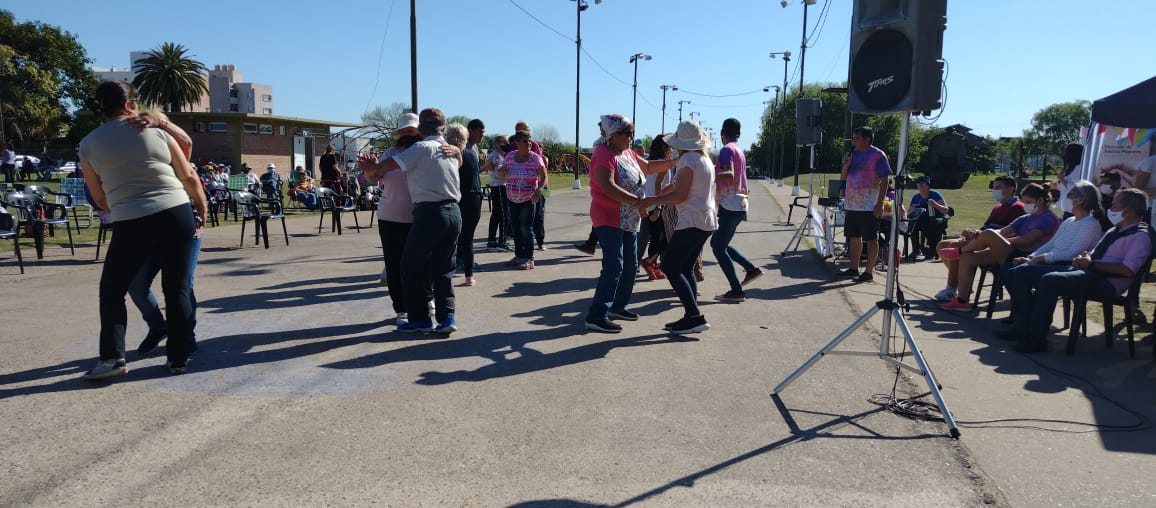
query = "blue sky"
xmin=12 ymin=0 xmax=1155 ymax=152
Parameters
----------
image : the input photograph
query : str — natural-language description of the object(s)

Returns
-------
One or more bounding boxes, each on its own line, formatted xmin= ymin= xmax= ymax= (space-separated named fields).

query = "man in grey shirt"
xmin=358 ymin=108 xmax=463 ymax=334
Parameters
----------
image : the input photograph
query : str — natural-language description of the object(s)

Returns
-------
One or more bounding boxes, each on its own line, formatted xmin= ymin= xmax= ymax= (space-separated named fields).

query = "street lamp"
xmin=769 ymin=50 xmax=792 ymax=191
xmin=677 ymin=100 xmax=690 ymax=123
xmin=629 ymin=53 xmax=651 ymax=132
xmin=572 ymin=0 xmax=603 ymax=189
xmin=763 ymin=86 xmax=780 ymax=182
xmin=659 ymin=84 xmax=678 ymax=134
xmin=688 ymin=111 xmax=700 ymax=122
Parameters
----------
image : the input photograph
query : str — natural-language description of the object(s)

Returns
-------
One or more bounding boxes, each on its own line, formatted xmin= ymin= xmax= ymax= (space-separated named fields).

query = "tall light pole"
xmin=688 ymin=111 xmax=700 ymax=123
xmin=659 ymin=84 xmax=678 ymax=134
xmin=409 ymin=0 xmax=418 ymax=113
xmin=629 ymin=53 xmax=651 ymax=132
xmin=677 ymin=100 xmax=690 ymax=122
xmin=572 ymin=0 xmax=602 ymax=189
xmin=769 ymin=50 xmax=792 ymax=191
xmin=764 ymin=85 xmax=780 ymax=181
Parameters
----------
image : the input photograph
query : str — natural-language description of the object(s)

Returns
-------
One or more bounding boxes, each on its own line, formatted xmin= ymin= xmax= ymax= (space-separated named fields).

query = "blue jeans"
xmin=1018 ymin=267 xmax=1117 ymax=345
xmin=1006 ymin=263 xmax=1071 ymax=333
xmin=587 ymin=226 xmax=638 ymax=321
xmin=711 ymin=208 xmax=756 ymax=293
xmin=508 ymin=200 xmax=536 ymax=261
xmin=662 ymin=228 xmax=712 ymax=317
xmin=99 ymin=204 xmax=196 ymax=363
xmin=128 ymin=236 xmax=203 ymax=340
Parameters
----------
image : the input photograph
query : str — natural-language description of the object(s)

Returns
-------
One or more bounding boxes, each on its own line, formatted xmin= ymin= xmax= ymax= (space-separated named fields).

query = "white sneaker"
xmin=934 ymin=287 xmax=956 ymax=302
xmin=396 ymin=312 xmax=408 ymax=326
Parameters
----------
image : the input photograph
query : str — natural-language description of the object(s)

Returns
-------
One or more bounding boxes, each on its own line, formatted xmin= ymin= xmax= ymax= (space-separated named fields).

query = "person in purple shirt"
xmin=836 ymin=126 xmax=892 ymax=282
xmin=1000 ymin=189 xmax=1151 ymax=353
xmin=939 ymin=183 xmax=1060 ymax=310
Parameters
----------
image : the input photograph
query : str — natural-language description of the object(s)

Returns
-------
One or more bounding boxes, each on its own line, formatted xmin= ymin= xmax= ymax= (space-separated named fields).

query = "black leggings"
xmin=99 ymin=204 xmax=196 ymax=362
xmin=661 ymin=228 xmax=712 ymax=318
xmin=378 ymin=219 xmax=413 ymax=314
xmin=458 ymin=192 xmax=483 ymax=276
xmin=487 ymin=186 xmax=508 ymax=243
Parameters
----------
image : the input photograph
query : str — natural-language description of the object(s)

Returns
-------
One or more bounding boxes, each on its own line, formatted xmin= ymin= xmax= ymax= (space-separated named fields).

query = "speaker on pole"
xmin=848 ymin=0 xmax=947 ymax=115
xmin=795 ymin=98 xmax=823 ymax=146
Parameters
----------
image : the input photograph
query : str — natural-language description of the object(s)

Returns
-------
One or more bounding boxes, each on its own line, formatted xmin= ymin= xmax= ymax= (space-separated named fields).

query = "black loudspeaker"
xmin=795 ymin=98 xmax=823 ymax=146
xmin=848 ymin=0 xmax=947 ymax=114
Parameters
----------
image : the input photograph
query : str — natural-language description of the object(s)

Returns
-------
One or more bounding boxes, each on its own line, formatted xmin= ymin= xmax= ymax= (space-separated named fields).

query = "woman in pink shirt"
xmin=496 ymin=130 xmax=547 ymax=270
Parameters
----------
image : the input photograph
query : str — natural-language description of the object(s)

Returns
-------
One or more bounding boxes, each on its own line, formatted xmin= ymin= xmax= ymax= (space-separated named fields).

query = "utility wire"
xmin=507 ymin=0 xmax=574 ymax=42
xmin=678 ymin=88 xmax=770 ymax=98
xmin=362 ymin=0 xmax=396 ymax=114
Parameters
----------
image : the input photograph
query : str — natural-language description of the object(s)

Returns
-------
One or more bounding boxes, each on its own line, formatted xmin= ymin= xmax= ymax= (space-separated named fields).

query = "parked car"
xmin=14 ymin=154 xmax=41 ymax=165
xmin=58 ymin=162 xmax=78 ymax=173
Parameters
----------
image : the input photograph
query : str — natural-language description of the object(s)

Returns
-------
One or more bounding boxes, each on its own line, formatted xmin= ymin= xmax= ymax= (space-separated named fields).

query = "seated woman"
xmin=938 ymin=183 xmax=1060 ymax=310
xmin=908 ymin=175 xmax=950 ymax=259
xmin=1000 ymin=180 xmax=1104 ymax=328
xmin=293 ymin=176 xmax=319 ymax=210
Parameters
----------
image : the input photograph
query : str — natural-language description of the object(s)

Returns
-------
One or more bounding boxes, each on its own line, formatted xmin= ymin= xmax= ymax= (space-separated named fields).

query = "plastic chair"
xmin=0 ymin=202 xmax=24 ymax=273
xmin=58 ymin=178 xmax=93 ymax=233
xmin=1064 ymin=259 xmax=1153 ymax=360
xmin=316 ymin=187 xmax=360 ymax=235
xmin=236 ymin=191 xmax=288 ymax=249
xmin=94 ymin=212 xmax=114 ymax=261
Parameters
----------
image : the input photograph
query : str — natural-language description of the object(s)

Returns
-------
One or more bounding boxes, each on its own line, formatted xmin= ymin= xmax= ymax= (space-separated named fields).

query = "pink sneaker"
xmin=938 ymin=247 xmax=960 ymax=260
xmin=938 ymin=298 xmax=971 ymax=311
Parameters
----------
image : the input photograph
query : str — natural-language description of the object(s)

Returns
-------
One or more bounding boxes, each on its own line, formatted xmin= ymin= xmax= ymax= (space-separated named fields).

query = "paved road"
xmin=0 ymin=179 xmax=1150 ymax=506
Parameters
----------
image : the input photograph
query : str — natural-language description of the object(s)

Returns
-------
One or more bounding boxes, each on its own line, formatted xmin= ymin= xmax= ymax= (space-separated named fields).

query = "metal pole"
xmin=631 ymin=57 xmax=639 ymax=130
xmin=660 ymin=87 xmax=667 ymax=134
xmin=573 ymin=0 xmax=582 ymax=188
xmin=780 ymin=54 xmax=790 ymax=188
xmin=792 ymin=2 xmax=809 ymax=194
xmin=409 ymin=0 xmax=418 ymax=112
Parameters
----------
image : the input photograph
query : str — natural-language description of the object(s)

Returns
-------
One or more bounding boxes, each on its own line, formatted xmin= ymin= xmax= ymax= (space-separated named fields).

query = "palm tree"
xmin=131 ymin=43 xmax=208 ymax=112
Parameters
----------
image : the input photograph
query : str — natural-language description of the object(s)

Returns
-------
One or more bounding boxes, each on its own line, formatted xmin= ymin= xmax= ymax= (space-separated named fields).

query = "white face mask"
xmin=1107 ymin=209 xmax=1125 ymax=225
xmin=991 ymin=189 xmax=1004 ymax=202
xmin=1023 ymin=203 xmax=1037 ymax=214
xmin=1100 ymin=184 xmax=1114 ymax=195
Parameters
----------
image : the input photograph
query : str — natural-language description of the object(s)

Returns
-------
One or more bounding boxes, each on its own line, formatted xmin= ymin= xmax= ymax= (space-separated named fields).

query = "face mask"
xmin=991 ymin=189 xmax=1004 ymax=202
xmin=1023 ymin=203 xmax=1036 ymax=214
xmin=1107 ymin=209 xmax=1125 ymax=225
xmin=1100 ymin=184 xmax=1114 ymax=195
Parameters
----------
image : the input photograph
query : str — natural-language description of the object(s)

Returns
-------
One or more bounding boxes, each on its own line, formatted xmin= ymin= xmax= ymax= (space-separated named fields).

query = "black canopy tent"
xmin=1091 ymin=75 xmax=1156 ymax=128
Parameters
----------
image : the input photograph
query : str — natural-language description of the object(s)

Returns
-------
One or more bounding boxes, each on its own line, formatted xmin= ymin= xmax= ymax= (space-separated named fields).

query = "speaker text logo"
xmin=867 ymin=75 xmax=895 ymax=94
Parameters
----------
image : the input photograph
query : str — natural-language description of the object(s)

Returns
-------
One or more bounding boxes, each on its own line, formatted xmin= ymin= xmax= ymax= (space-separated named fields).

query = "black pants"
xmin=377 ymin=219 xmax=416 ymax=314
xmin=637 ymin=213 xmax=667 ymax=261
xmin=100 ymin=204 xmax=196 ymax=363
xmin=533 ymin=194 xmax=546 ymax=248
xmin=1 ymin=163 xmax=13 ymax=184
xmin=402 ymin=201 xmax=461 ymax=323
xmin=662 ymin=228 xmax=713 ymax=318
xmin=458 ymin=192 xmax=483 ymax=276
xmin=487 ymin=186 xmax=508 ymax=244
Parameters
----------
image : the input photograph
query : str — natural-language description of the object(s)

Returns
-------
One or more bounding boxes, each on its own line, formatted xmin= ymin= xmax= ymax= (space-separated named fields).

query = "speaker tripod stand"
xmin=772 ymin=114 xmax=960 ymax=438
xmin=782 ymin=145 xmax=833 ymax=257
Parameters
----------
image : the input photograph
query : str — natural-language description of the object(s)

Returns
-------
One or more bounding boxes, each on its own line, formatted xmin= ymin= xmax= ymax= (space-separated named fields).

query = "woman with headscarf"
xmin=583 ymin=114 xmax=678 ymax=333
xmin=78 ymin=81 xmax=208 ymax=379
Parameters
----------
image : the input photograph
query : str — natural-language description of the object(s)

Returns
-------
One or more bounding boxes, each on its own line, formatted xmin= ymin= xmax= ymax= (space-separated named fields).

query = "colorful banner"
xmin=1092 ymin=125 xmax=1153 ymax=183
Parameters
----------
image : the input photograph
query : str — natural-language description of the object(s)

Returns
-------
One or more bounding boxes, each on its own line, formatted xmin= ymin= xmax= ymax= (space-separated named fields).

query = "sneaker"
xmin=435 ymin=316 xmax=457 ymax=334
xmin=939 ymin=298 xmax=972 ymax=311
xmin=835 ymin=267 xmax=860 ymax=278
xmin=166 ymin=359 xmax=189 ymax=375
xmin=670 ymin=315 xmax=710 ymax=334
xmin=398 ymin=320 xmax=435 ymax=333
xmin=497 ymin=243 xmax=514 ymax=252
xmin=486 ymin=241 xmax=497 ymax=251
xmin=396 ymin=312 xmax=408 ymax=326
xmin=740 ymin=268 xmax=764 ymax=287
xmin=463 ymin=276 xmax=476 ymax=286
xmin=856 ymin=271 xmax=874 ymax=283
xmin=938 ymin=247 xmax=960 ymax=260
xmin=517 ymin=260 xmax=534 ymax=270
xmin=663 ymin=320 xmax=679 ymax=331
xmin=934 ymin=287 xmax=956 ymax=302
xmin=83 ymin=359 xmax=128 ymax=380
xmin=653 ymin=267 xmax=667 ymax=280
xmin=505 ymin=257 xmax=524 ymax=266
xmin=715 ymin=291 xmax=746 ymax=302
xmin=574 ymin=243 xmax=596 ymax=255
xmin=136 ymin=329 xmax=167 ymax=357
xmin=537 ymin=244 xmax=545 ymax=251
xmin=608 ymin=309 xmax=639 ymax=321
xmin=640 ymin=258 xmax=658 ymax=280
xmin=585 ymin=318 xmax=623 ymax=333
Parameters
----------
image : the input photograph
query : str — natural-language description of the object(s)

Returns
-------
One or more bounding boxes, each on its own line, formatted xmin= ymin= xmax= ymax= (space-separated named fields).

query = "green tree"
xmin=361 ymin=101 xmax=410 ymax=151
xmin=1023 ymin=100 xmax=1090 ymax=160
xmin=131 ymin=42 xmax=208 ymax=113
xmin=0 ymin=9 xmax=98 ymax=148
xmin=446 ymin=114 xmax=472 ymax=128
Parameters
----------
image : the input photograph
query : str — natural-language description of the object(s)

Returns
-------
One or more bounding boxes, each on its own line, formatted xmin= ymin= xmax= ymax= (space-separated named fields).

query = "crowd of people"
xmin=66 ymin=79 xmax=1155 ymax=382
